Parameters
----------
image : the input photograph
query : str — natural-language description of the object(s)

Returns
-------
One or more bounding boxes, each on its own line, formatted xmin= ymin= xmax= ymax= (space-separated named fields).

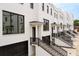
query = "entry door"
xmin=52 ymin=27 xmax=54 ymax=37
xmin=32 ymin=27 xmax=36 ymax=42
xmin=52 ymin=27 xmax=53 ymax=33
xmin=32 ymin=27 xmax=36 ymax=56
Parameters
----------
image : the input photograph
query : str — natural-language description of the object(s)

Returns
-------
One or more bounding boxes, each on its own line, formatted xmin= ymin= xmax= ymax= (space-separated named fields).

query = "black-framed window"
xmin=42 ymin=3 xmax=44 ymax=11
xmin=3 ymin=10 xmax=24 ymax=35
xmin=43 ymin=19 xmax=49 ymax=31
xmin=47 ymin=5 xmax=49 ymax=14
xmin=50 ymin=8 xmax=52 ymax=15
xmin=30 ymin=3 xmax=34 ymax=9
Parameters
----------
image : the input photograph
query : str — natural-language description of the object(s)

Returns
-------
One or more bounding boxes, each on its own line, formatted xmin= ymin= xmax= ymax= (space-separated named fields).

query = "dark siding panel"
xmin=0 ymin=41 xmax=28 ymax=56
xmin=42 ymin=35 xmax=50 ymax=45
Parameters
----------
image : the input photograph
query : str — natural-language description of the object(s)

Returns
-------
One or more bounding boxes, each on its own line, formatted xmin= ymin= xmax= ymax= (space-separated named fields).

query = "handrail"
xmin=30 ymin=37 xmax=67 ymax=56
xmin=50 ymin=42 xmax=67 ymax=56
xmin=58 ymin=36 xmax=73 ymax=46
xmin=39 ymin=40 xmax=62 ymax=56
xmin=67 ymin=31 xmax=75 ymax=37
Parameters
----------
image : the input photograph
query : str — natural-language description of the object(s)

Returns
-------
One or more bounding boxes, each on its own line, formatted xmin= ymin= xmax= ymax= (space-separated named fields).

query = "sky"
xmin=55 ymin=3 xmax=79 ymax=20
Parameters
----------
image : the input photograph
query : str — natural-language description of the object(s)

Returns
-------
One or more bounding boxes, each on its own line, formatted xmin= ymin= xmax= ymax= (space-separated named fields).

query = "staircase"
xmin=58 ymin=35 xmax=73 ymax=47
xmin=66 ymin=31 xmax=75 ymax=37
xmin=73 ymin=30 xmax=78 ymax=34
xmin=50 ymin=42 xmax=67 ymax=56
xmin=30 ymin=37 xmax=67 ymax=56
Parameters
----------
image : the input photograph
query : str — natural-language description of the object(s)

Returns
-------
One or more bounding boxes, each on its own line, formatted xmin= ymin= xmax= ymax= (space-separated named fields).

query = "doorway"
xmin=32 ymin=27 xmax=36 ymax=42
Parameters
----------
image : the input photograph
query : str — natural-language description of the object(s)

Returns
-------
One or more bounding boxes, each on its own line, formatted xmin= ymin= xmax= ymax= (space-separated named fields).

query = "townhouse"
xmin=0 ymin=3 xmax=77 ymax=56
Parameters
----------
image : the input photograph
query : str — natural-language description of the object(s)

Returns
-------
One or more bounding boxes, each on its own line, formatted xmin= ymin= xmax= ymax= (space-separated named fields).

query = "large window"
xmin=3 ymin=10 xmax=24 ymax=34
xmin=43 ymin=19 xmax=49 ymax=31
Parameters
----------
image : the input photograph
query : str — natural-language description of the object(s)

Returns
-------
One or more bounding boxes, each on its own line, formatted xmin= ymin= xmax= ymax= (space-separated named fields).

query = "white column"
xmin=36 ymin=25 xmax=38 ymax=38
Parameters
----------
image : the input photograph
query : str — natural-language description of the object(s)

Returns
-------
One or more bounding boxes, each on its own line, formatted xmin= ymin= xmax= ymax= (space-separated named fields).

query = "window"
xmin=54 ymin=13 xmax=58 ymax=19
xmin=50 ymin=8 xmax=52 ymax=15
xmin=42 ymin=3 xmax=44 ymax=11
xmin=47 ymin=6 xmax=49 ymax=14
xmin=43 ymin=19 xmax=49 ymax=31
xmin=30 ymin=3 xmax=34 ymax=9
xmin=18 ymin=15 xmax=24 ymax=33
xmin=3 ymin=10 xmax=24 ymax=34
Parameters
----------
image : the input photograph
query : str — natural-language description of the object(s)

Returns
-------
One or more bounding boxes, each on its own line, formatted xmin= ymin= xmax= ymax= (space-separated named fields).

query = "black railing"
xmin=50 ymin=42 xmax=67 ymax=56
xmin=67 ymin=31 xmax=75 ymax=37
xmin=30 ymin=37 xmax=67 ymax=56
xmin=59 ymin=35 xmax=73 ymax=46
xmin=30 ymin=37 xmax=39 ymax=45
xmin=73 ymin=31 xmax=78 ymax=34
xmin=52 ymin=33 xmax=56 ymax=37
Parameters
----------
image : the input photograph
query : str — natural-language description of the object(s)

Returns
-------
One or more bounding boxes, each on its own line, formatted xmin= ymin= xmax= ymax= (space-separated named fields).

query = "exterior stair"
xmin=30 ymin=37 xmax=67 ymax=56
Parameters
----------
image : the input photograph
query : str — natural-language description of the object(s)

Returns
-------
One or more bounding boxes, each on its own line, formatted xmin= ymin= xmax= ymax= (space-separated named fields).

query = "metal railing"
xmin=30 ymin=37 xmax=67 ymax=56
xmin=50 ymin=42 xmax=67 ymax=56
xmin=73 ymin=31 xmax=78 ymax=34
xmin=59 ymin=36 xmax=73 ymax=47
xmin=67 ymin=31 xmax=75 ymax=37
xmin=30 ymin=37 xmax=39 ymax=45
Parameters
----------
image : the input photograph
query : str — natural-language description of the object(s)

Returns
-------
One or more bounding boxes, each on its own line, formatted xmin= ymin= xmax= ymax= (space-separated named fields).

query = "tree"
xmin=74 ymin=19 xmax=79 ymax=26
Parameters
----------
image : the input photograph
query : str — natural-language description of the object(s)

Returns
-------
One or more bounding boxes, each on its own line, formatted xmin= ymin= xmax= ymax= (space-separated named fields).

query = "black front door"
xmin=32 ymin=27 xmax=36 ymax=42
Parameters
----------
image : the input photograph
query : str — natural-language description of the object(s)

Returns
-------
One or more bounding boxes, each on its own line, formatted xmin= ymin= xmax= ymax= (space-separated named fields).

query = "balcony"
xmin=30 ymin=37 xmax=67 ymax=56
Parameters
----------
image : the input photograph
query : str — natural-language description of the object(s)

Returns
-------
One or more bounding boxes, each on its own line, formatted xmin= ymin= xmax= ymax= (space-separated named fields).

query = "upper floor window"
xmin=60 ymin=23 xmax=62 ymax=29
xmin=42 ymin=3 xmax=44 ymax=11
xmin=3 ymin=10 xmax=24 ymax=35
xmin=47 ymin=5 xmax=49 ymax=14
xmin=30 ymin=3 xmax=34 ymax=9
xmin=50 ymin=8 xmax=52 ymax=15
xmin=54 ymin=13 xmax=58 ymax=19
xmin=43 ymin=19 xmax=49 ymax=31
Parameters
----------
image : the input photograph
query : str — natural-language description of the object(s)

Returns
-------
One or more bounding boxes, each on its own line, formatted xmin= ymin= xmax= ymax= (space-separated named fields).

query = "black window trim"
xmin=2 ymin=10 xmax=25 ymax=35
xmin=43 ymin=19 xmax=49 ymax=31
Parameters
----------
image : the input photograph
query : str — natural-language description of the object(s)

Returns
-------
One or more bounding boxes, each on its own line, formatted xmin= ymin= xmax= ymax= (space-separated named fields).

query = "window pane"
xmin=11 ymin=14 xmax=18 ymax=34
xmin=18 ymin=15 xmax=24 ymax=33
xmin=43 ymin=19 xmax=49 ymax=31
xmin=3 ymin=11 xmax=11 ymax=34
